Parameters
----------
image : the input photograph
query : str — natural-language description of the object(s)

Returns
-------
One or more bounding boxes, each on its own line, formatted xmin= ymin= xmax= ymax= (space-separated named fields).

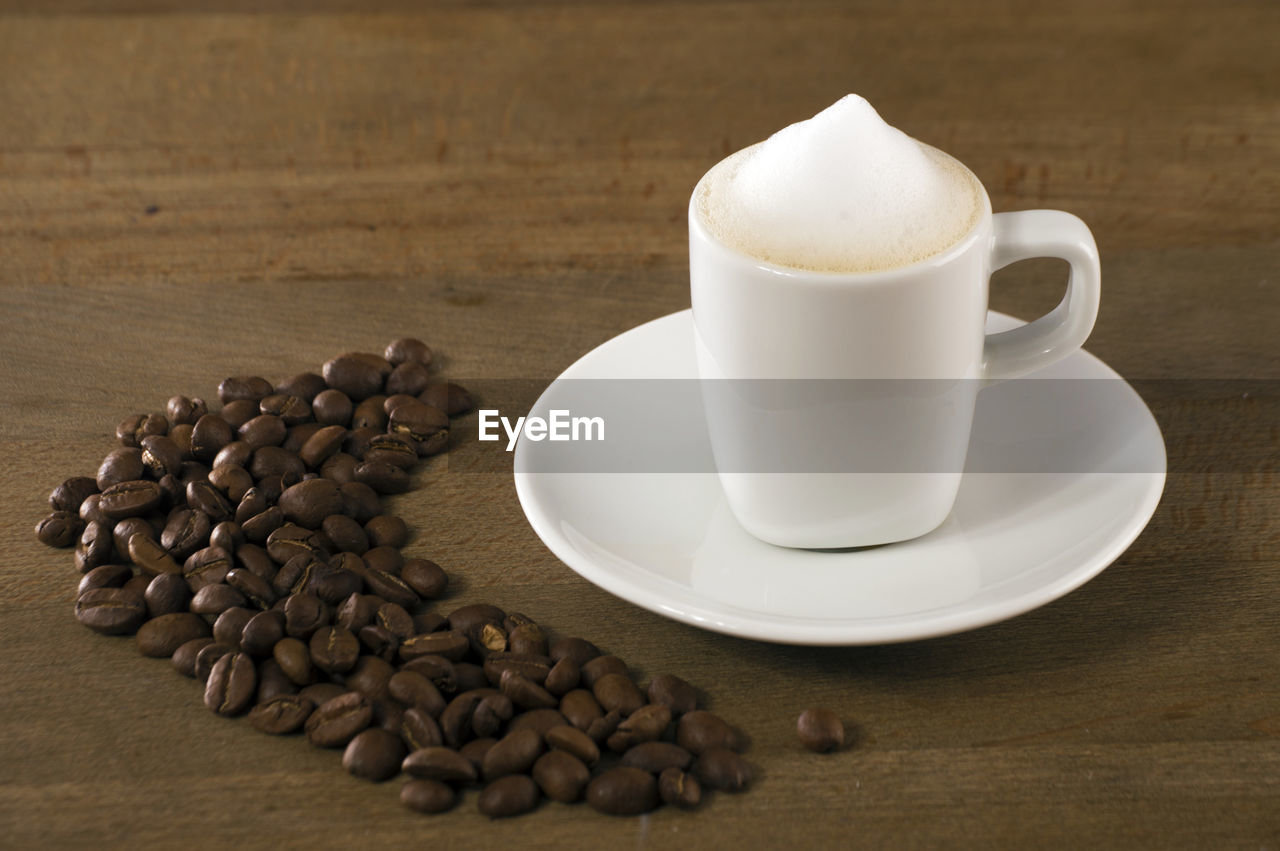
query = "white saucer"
xmin=514 ymin=310 xmax=1166 ymax=645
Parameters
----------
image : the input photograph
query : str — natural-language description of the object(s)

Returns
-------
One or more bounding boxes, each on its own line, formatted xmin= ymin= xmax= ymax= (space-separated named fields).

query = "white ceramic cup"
xmin=689 ymin=151 xmax=1101 ymax=549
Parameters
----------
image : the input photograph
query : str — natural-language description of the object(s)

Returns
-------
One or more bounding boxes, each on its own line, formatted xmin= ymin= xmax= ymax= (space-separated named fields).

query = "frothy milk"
xmin=696 ymin=95 xmax=982 ymax=274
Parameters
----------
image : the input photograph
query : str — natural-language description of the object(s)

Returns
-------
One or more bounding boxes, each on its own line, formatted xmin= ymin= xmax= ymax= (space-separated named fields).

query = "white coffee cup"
xmin=689 ymin=147 xmax=1101 ymax=549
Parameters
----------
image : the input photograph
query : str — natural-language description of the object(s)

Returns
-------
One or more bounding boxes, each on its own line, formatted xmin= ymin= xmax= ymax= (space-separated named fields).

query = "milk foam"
xmin=697 ymin=95 xmax=982 ymax=273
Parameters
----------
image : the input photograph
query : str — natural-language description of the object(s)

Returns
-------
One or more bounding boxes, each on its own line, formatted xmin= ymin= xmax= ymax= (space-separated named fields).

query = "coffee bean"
xmin=36 ymin=511 xmax=82 ymax=548
xmin=226 ymin=568 xmax=277 ymax=610
xmin=676 ymin=710 xmax=747 ymax=755
xmin=544 ymin=725 xmax=600 ymax=766
xmin=97 ymin=448 xmax=145 ymax=491
xmin=190 ymin=583 xmax=247 ymax=616
xmin=128 ymin=533 xmax=181 ymax=577
xmin=363 ymin=433 xmax=418 ymax=469
xmin=165 ymin=395 xmax=207 ymax=426
xmin=477 ymin=774 xmax=540 ymax=819
xmin=384 ymin=337 xmax=433 ymax=368
xmin=400 ymin=707 xmax=444 ymax=751
xmin=204 ymin=651 xmax=257 ymax=716
xmin=309 ymin=625 xmax=360 ymax=674
xmin=471 ymin=693 xmax=514 ymax=738
xmin=400 ymin=779 xmax=454 ymax=814
xmin=74 ymin=587 xmax=146 ymax=635
xmin=506 ymin=623 xmax=548 ymax=657
xmin=299 ymin=682 xmax=346 ymax=706
xmin=500 ymin=669 xmax=558 ymax=710
xmin=542 ymin=657 xmax=581 ymax=697
xmin=658 ymin=767 xmax=701 ymax=809
xmin=49 ymin=476 xmax=99 ymax=514
xmin=586 ymin=766 xmax=659 ymax=816
xmin=401 ymin=746 xmax=477 ymax=785
xmin=186 ymin=479 xmax=234 ymax=521
xmin=531 ymin=750 xmax=589 ymax=803
xmin=608 ymin=703 xmax=673 ymax=752
xmin=111 ymin=517 xmax=154 ymax=556
xmin=356 ymin=565 xmax=419 ymax=609
xmin=194 ymin=642 xmax=237 ymax=682
xmin=648 ymin=673 xmax=699 ymax=716
xmin=321 ymin=514 xmax=367 ymax=555
xmin=305 ymin=691 xmax=373 ymax=748
xmin=259 ymin=393 xmax=311 ymax=426
xmin=323 ymin=353 xmax=389 ymax=401
xmin=549 ymin=637 xmax=601 ymax=668
xmin=283 ymin=593 xmax=329 ymax=639
xmin=585 ymin=709 xmax=623 ymax=744
xmin=387 ymin=401 xmax=448 ymax=456
xmin=438 ymin=690 xmax=486 ymax=748
xmin=400 ymin=630 xmax=469 ymax=663
xmin=161 ymin=508 xmax=211 ymax=559
xmin=137 ymin=612 xmax=210 ymax=657
xmin=140 ymin=435 xmax=183 ymax=478
xmin=256 ymin=658 xmax=297 ymax=704
xmin=218 ymin=375 xmax=273 ymax=404
xmin=190 ymin=414 xmax=235 ymax=463
xmin=344 ymin=655 xmax=395 ymax=699
xmin=506 ymin=708 xmax=569 ymax=738
xmin=77 ymin=563 xmax=133 ymax=597
xmin=481 ymin=727 xmax=543 ymax=780
xmin=388 ymin=670 xmax=446 ymax=717
xmin=592 ymin=673 xmax=646 ymax=717
xmin=172 ymin=636 xmax=215 ymax=678
xmin=249 ymin=694 xmax=315 ymax=735
xmin=276 ymin=478 xmax=343 ymax=530
xmin=74 ymin=521 xmax=112 ymax=573
xmin=385 ymin=361 xmax=432 ymax=398
xmin=353 ymin=460 xmax=409 ymax=494
xmin=580 ymin=654 xmax=628 ymax=687
xmin=797 ymin=708 xmax=845 ymax=753
xmin=694 ymin=747 xmax=753 ymax=792
xmin=559 ymin=689 xmax=604 ymax=732
xmin=483 ymin=652 xmax=552 ymax=687
xmin=621 ymin=741 xmax=693 ymax=774
xmin=183 ymin=546 xmax=232 ymax=591
xmin=213 ymin=606 xmax=257 ymax=647
xmin=239 ymin=610 xmax=285 ymax=656
xmin=273 ymin=637 xmax=314 ymax=685
xmin=362 ymin=515 xmax=407 ymax=549
xmin=343 ymin=728 xmax=407 ymax=782
xmin=143 ymin=572 xmax=191 ymax=618
xmin=99 ymin=480 xmax=162 ymax=520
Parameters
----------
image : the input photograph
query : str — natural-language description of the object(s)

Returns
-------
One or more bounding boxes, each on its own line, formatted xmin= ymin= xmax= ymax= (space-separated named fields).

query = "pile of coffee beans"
xmin=35 ymin=338 xmax=754 ymax=819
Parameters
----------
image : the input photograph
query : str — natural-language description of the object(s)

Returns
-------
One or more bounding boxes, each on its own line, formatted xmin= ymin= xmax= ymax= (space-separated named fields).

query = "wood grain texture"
xmin=2 ymin=1 xmax=1277 ymax=847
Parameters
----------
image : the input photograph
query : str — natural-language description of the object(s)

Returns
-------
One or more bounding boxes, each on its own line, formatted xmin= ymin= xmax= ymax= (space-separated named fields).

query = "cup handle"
xmin=982 ymin=210 xmax=1101 ymax=383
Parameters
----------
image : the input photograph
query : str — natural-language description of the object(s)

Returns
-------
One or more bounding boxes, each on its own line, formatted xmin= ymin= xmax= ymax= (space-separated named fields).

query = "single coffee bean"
xmin=186 ymin=479 xmax=234 ymax=521
xmin=305 ymin=691 xmax=373 ymax=748
xmin=543 ymin=657 xmax=581 ymax=696
xmin=648 ymin=673 xmax=699 ymax=716
xmin=607 ymin=703 xmax=672 ymax=752
xmin=477 ymin=774 xmax=540 ymax=819
xmin=249 ymin=694 xmax=315 ymax=735
xmin=353 ymin=460 xmax=409 ymax=494
xmin=419 ymin=380 xmax=473 ymax=416
xmin=351 ymin=396 xmax=389 ymax=432
xmin=321 ymin=514 xmax=368 ymax=555
xmin=255 ymin=657 xmax=297 ymax=704
xmin=277 ymin=478 xmax=344 ymax=530
xmin=190 ymin=414 xmax=235 ymax=463
xmin=183 ymin=546 xmax=232 ymax=591
xmin=128 ymin=533 xmax=181 ymax=577
xmin=239 ymin=610 xmax=286 ymax=656
xmin=283 ymin=593 xmax=329 ymax=639
xmin=309 ymin=625 xmax=360 ymax=674
xmin=400 ymin=631 xmax=469 ymax=663
xmin=676 ymin=710 xmax=747 ymax=755
xmin=506 ymin=708 xmax=570 ymax=739
xmin=74 ymin=521 xmax=112 ymax=573
xmin=531 ymin=750 xmax=590 ymax=803
xmin=549 ymin=636 xmax=601 ymax=667
xmin=74 ymin=587 xmax=147 ymax=635
xmin=344 ymin=655 xmax=396 ymax=700
xmin=218 ymin=375 xmax=273 ymax=404
xmin=592 ymin=673 xmax=646 ymax=717
xmin=276 ymin=371 xmax=327 ymax=401
xmin=204 ymin=651 xmax=257 ymax=716
xmin=585 ymin=709 xmax=623 ymax=744
xmin=213 ymin=606 xmax=257 ymax=648
xmin=468 ymin=620 xmax=507 ymax=656
xmin=165 ymin=394 xmax=207 ymax=426
xmin=160 ymin=508 xmax=212 ymax=559
xmin=483 ymin=653 xmax=551 ymax=687
xmin=385 ymin=363 xmax=432 ymax=401
xmin=559 ymin=689 xmax=604 ymax=732
xmin=481 ymin=727 xmax=543 ymax=780
xmin=249 ymin=446 xmax=306 ymax=483
xmin=797 ymin=708 xmax=845 ymax=753
xmin=226 ymin=568 xmax=277 ymax=610
xmin=77 ymin=563 xmax=133 ymax=597
xmin=312 ymin=389 xmax=354 ymax=426
xmin=363 ymin=433 xmax=418 ymax=469
xmin=401 ymin=655 xmax=457 ymax=695
xmin=384 ymin=337 xmax=433 ymax=367
xmin=500 ymin=669 xmax=558 ymax=710
xmin=658 ymin=767 xmax=701 ymax=809
xmin=99 ymin=480 xmax=162 ymax=520
xmin=194 ymin=642 xmax=237 ymax=682
xmin=143 ymin=572 xmax=191 ymax=618
xmin=388 ymin=670 xmax=446 ymax=717
xmin=586 ymin=766 xmax=659 ymax=816
xmin=400 ymin=706 xmax=444 ymax=751
xmin=694 ymin=747 xmax=753 ymax=792
xmin=335 ymin=592 xmax=381 ymax=631
xmin=400 ymin=779 xmax=454 ymax=814
xmin=580 ymin=654 xmax=629 ymax=687
xmin=111 ymin=517 xmax=154 ymax=556
xmin=362 ymin=515 xmax=408 ymax=549
xmin=49 ymin=476 xmax=99 ymax=513
xmin=397 ymin=559 xmax=446 ymax=601
xmin=171 ymin=636 xmax=215 ymax=678
xmin=470 ymin=693 xmax=514 ymax=738
xmin=323 ymin=353 xmax=389 ymax=401
xmin=190 ymin=583 xmax=247 ymax=616
xmin=208 ymin=520 xmax=244 ymax=553
xmin=401 ymin=747 xmax=477 ymax=785
xmin=388 ymin=401 xmax=448 ymax=456
xmin=438 ymin=690 xmax=486 ymax=748
xmin=97 ymin=448 xmax=145 ymax=491
xmin=35 ymin=511 xmax=82 ymax=548
xmin=544 ymin=724 xmax=600 ymax=766
xmin=343 ymin=728 xmax=407 ymax=782
xmin=273 ymin=636 xmax=315 ymax=686
xmin=621 ymin=741 xmax=693 ymax=774
xmin=140 ymin=434 xmax=183 ymax=478
xmin=137 ymin=612 xmax=210 ymax=657
xmin=259 ymin=393 xmax=311 ymax=425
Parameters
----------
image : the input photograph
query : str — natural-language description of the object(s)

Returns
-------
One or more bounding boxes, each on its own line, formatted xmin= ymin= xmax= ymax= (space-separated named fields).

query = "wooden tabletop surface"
xmin=2 ymin=1 xmax=1277 ymax=847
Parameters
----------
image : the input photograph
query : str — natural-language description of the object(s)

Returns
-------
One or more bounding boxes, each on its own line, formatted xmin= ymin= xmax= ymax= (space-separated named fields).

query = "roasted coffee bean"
xmin=658 ymin=767 xmax=701 ymax=809
xmin=274 ymin=637 xmax=315 ymax=686
xmin=213 ymin=442 xmax=254 ymax=471
xmin=190 ymin=583 xmax=247 ymax=616
xmin=204 ymin=651 xmax=257 ymax=716
xmin=481 ymin=727 xmax=543 ymax=780
xmin=277 ymin=479 xmax=343 ymax=530
xmin=397 ymin=559 xmax=445 ymax=600
xmin=236 ymin=544 xmax=278 ymax=582
xmin=797 ymin=708 xmax=845 ymax=753
xmin=121 ymin=573 xmax=152 ymax=599
xmin=438 ymin=690 xmax=486 ymax=748
xmin=357 ymin=624 xmax=398 ymax=660
xmin=444 ymin=603 xmax=503 ymax=635
xmin=322 ymin=454 xmax=359 ymax=486
xmin=309 ymin=625 xmax=360 ymax=674
xmin=478 ymin=775 xmax=540 ymax=819
xmin=111 ymin=517 xmax=154 ymax=556
xmin=343 ymin=728 xmax=407 ymax=782
xmin=384 ymin=337 xmax=433 ymax=367
xmin=256 ymin=658 xmax=297 ymax=703
xmin=544 ymin=658 xmax=581 ymax=696
xmin=469 ymin=620 xmax=507 ymax=657
xmin=50 ymin=476 xmax=99 ymax=514
xmin=321 ymin=514 xmax=367 ymax=555
xmin=77 ymin=563 xmax=133 ymax=597
xmin=242 ymin=506 xmax=286 ymax=545
xmin=344 ymin=655 xmax=396 ymax=700
xmin=402 ymin=747 xmax=477 ymax=785
xmin=183 ymin=546 xmax=232 ymax=590
xmin=36 ymin=511 xmax=83 ymax=548
xmin=363 ymin=434 xmax=418 ymax=469
xmin=387 ymin=401 xmax=448 ymax=456
xmin=362 ymin=515 xmax=407 ymax=549
xmin=372 ymin=697 xmax=407 ymax=734
xmin=501 ymin=670 xmax=558 ymax=710
xmin=312 ymin=388 xmax=353 ymax=426
xmin=385 ymin=361 xmax=432 ymax=397
xmin=505 ymin=623 xmax=548 ymax=657
xmin=303 ymin=561 xmax=363 ymax=605
xmin=334 ymin=592 xmax=381 ymax=631
xmin=161 ymin=508 xmax=212 ymax=559
xmin=299 ymin=682 xmax=346 ymax=706
xmin=283 ymin=593 xmax=329 ymax=639
xmin=165 ymin=395 xmax=207 ymax=426
xmin=137 ymin=612 xmax=210 ymax=657
xmin=248 ymin=447 xmax=305 ymax=483
xmin=190 ymin=414 xmax=235 ymax=463
xmin=622 ymin=741 xmax=693 ymax=774
xmin=401 ymin=655 xmax=457 ymax=694
xmin=544 ymin=725 xmax=600 ymax=766
xmin=586 ymin=766 xmax=659 ymax=816
xmin=677 ymin=710 xmax=747 ymax=755
xmin=222 ymin=399 xmax=260 ymax=429
xmin=419 ymin=381 xmax=473 ymax=416
xmin=249 ymin=694 xmax=314 ymax=735
xmin=483 ymin=653 xmax=551 ymax=688
xmin=140 ymin=435 xmax=183 ymax=478
xmin=401 ymin=707 xmax=444 ymax=751
xmin=531 ymin=750 xmax=590 ymax=803
xmin=592 ymin=673 xmax=646 ymax=717
xmin=208 ymin=520 xmax=244 ymax=553
xmin=213 ymin=606 xmax=257 ymax=647
xmin=74 ymin=587 xmax=146 ymax=635
xmin=186 ymin=479 xmax=234 ymax=521
xmin=99 ymin=480 xmax=162 ymax=520
xmin=400 ymin=630 xmax=469 ymax=663
xmin=144 ymin=572 xmax=190 ymax=618
xmin=549 ymin=637 xmax=601 ymax=668
xmin=585 ymin=710 xmax=623 ymax=744
xmin=276 ymin=371 xmax=327 ymax=401
xmin=374 ymin=602 xmax=414 ymax=641
xmin=74 ymin=521 xmax=112 ymax=573
xmin=455 ymin=663 xmax=489 ymax=693
xmin=97 ymin=448 xmax=146 ymax=491
xmin=560 ymin=689 xmax=605 ymax=732
xmin=323 ymin=353 xmax=389 ymax=401
xmin=648 ymin=674 xmax=699 ymax=716
xmin=171 ymin=636 xmax=215 ymax=678
xmin=580 ymin=654 xmax=628 ymax=687
xmin=306 ymin=691 xmax=373 ymax=748
xmin=607 ymin=703 xmax=672 ymax=752
xmin=694 ymin=747 xmax=753 ymax=792
xmin=226 ymin=568 xmax=277 ymax=610
xmin=400 ymin=779 xmax=454 ymax=814
xmin=353 ymin=460 xmax=409 ymax=494
xmin=412 ymin=610 xmax=448 ymax=636
xmin=362 ymin=545 xmax=403 ymax=575
xmin=128 ymin=533 xmax=181 ymax=577
xmin=507 ymin=708 xmax=570 ymax=739
xmin=218 ymin=375 xmax=273 ymax=404
xmin=194 ymin=642 xmax=237 ymax=681
xmin=77 ymin=494 xmax=105 ymax=524
xmin=259 ymin=393 xmax=311 ymax=425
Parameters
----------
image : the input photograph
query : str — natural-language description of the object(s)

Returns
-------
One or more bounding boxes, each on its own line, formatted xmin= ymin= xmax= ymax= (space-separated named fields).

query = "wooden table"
xmin=2 ymin=1 xmax=1277 ymax=846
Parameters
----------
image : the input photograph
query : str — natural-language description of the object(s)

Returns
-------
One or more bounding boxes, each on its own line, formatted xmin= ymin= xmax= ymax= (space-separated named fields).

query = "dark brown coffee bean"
xmin=36 ymin=511 xmax=83 ymax=548
xmin=351 ymin=396 xmax=389 ymax=432
xmin=394 ymin=559 xmax=445 ymax=601
xmin=311 ymin=388 xmax=353 ymax=426
xmin=357 ymin=623 xmax=399 ymax=662
xmin=213 ymin=442 xmax=253 ymax=471
xmin=559 ymin=689 xmax=604 ymax=732
xmin=370 ymin=602 xmax=411 ymax=641
xmin=648 ymin=673 xmax=699 ymax=716
xmin=384 ymin=337 xmax=433 ymax=367
xmin=586 ymin=766 xmax=659 ymax=816
xmin=183 ymin=545 xmax=232 ymax=590
xmin=400 ymin=707 xmax=444 ymax=751
xmin=344 ymin=655 xmax=395 ymax=700
xmin=111 ymin=517 xmax=154 ymax=556
xmin=99 ymin=480 xmax=162 ymax=520
xmin=470 ymin=693 xmax=513 ymax=739
xmin=797 ymin=708 xmax=845 ymax=753
xmin=453 ymin=663 xmax=487 ymax=693
xmin=321 ymin=514 xmax=367 ymax=554
xmin=226 ymin=568 xmax=277 ymax=610
xmin=585 ymin=709 xmax=623 ymax=744
xmin=186 ymin=479 xmax=234 ymax=522
xmin=506 ymin=708 xmax=569 ymax=739
xmin=208 ymin=520 xmax=244 ymax=553
xmin=236 ymin=543 xmax=278 ymax=582
xmin=400 ymin=655 xmax=456 ymax=695
xmin=299 ymin=682 xmax=346 ymax=706
xmin=607 ymin=703 xmax=672 ymax=752
xmin=273 ymin=637 xmax=315 ymax=686
xmin=478 ymin=774 xmax=540 ymax=819
xmin=323 ymin=352 xmax=390 ymax=401
xmin=362 ymin=515 xmax=407 ymax=548
xmin=334 ymin=592 xmax=380 ymax=631
xmin=306 ymin=691 xmax=373 ymax=748
xmin=259 ymin=393 xmax=311 ymax=425
xmin=694 ymin=747 xmax=753 ymax=792
xmin=97 ymin=447 xmax=145 ymax=491
xmin=355 ymin=565 xmax=420 ymax=609
xmin=238 ymin=609 xmax=284 ymax=655
xmin=361 ymin=546 xmax=402 ymax=575
xmin=222 ymin=399 xmax=261 ymax=429
xmin=165 ymin=395 xmax=207 ymax=426
xmin=275 ymin=479 xmax=342 ymax=530
xmin=482 ymin=653 xmax=551 ymax=687
xmin=283 ymin=593 xmax=329 ymax=638
xmin=276 ymin=371 xmax=326 ymax=401
xmin=248 ymin=447 xmax=305 ymax=483
xmin=74 ymin=521 xmax=112 ymax=572
xmin=140 ymin=434 xmax=183 ymax=479
xmin=580 ymin=654 xmax=628 ymax=687
xmin=74 ymin=587 xmax=146 ymax=635
xmin=194 ymin=642 xmax=236 ymax=681
xmin=218 ymin=375 xmax=273 ymax=404
xmin=304 ymin=561 xmax=363 ymax=605
xmin=437 ymin=690 xmax=486 ymax=748
xmin=171 ymin=636 xmax=215 ymax=678
xmin=144 ymin=572 xmax=190 ymax=618
xmin=353 ymin=460 xmax=409 ymax=494
xmin=127 ymin=532 xmax=180 ymax=577
xmin=213 ymin=606 xmax=257 ymax=647
xmin=121 ymin=573 xmax=152 ymax=599
xmin=77 ymin=494 xmax=104 ymax=524
xmin=444 ymin=603 xmax=503 ymax=636
xmin=242 ymin=506 xmax=286 ymax=545
xmin=677 ymin=710 xmax=747 ymax=755
xmin=544 ymin=658 xmax=580 ymax=696
xmin=309 ymin=625 xmax=360 ymax=674
xmin=400 ymin=779 xmax=454 ymax=814
xmin=500 ymin=669 xmax=558 ymax=710
xmin=255 ymin=657 xmax=296 ymax=703
xmin=204 ymin=651 xmax=257 ymax=716
xmin=468 ymin=621 xmax=507 ymax=657
xmin=481 ymin=727 xmax=543 ymax=780
xmin=190 ymin=583 xmax=246 ymax=616
xmin=77 ymin=563 xmax=133 ymax=597
xmin=387 ymin=401 xmax=448 ymax=456
xmin=190 ymin=414 xmax=235 ymax=463
xmin=544 ymin=725 xmax=600 ymax=766
xmin=160 ymin=508 xmax=211 ymax=559
xmin=50 ymin=476 xmax=99 ymax=513
xmin=549 ymin=636 xmax=601 ymax=668
xmin=503 ymin=623 xmax=546 ymax=657
xmin=362 ymin=434 xmax=418 ymax=470
xmin=592 ymin=673 xmax=646 ymax=717
xmin=622 ymin=741 xmax=693 ymax=774
xmin=249 ymin=694 xmax=314 ymax=735
xmin=420 ymin=381 xmax=473 ymax=416
xmin=385 ymin=361 xmax=432 ymax=398
xmin=402 ymin=746 xmax=478 ymax=784
xmin=137 ymin=612 xmax=210 ymax=657
xmin=343 ymin=728 xmax=407 ymax=782
xmin=412 ymin=610 xmax=448 ymax=636
xmin=531 ymin=750 xmax=589 ymax=803
xmin=658 ymin=767 xmax=701 ymax=808
xmin=399 ymin=630 xmax=469 ymax=663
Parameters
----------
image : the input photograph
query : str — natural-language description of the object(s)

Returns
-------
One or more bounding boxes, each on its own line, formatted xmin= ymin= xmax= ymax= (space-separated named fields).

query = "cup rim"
xmin=689 ymin=144 xmax=993 ymax=282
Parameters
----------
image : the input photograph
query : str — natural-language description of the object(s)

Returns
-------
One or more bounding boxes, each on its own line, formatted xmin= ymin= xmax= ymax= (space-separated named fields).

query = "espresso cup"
xmin=689 ymin=150 xmax=1101 ymax=549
